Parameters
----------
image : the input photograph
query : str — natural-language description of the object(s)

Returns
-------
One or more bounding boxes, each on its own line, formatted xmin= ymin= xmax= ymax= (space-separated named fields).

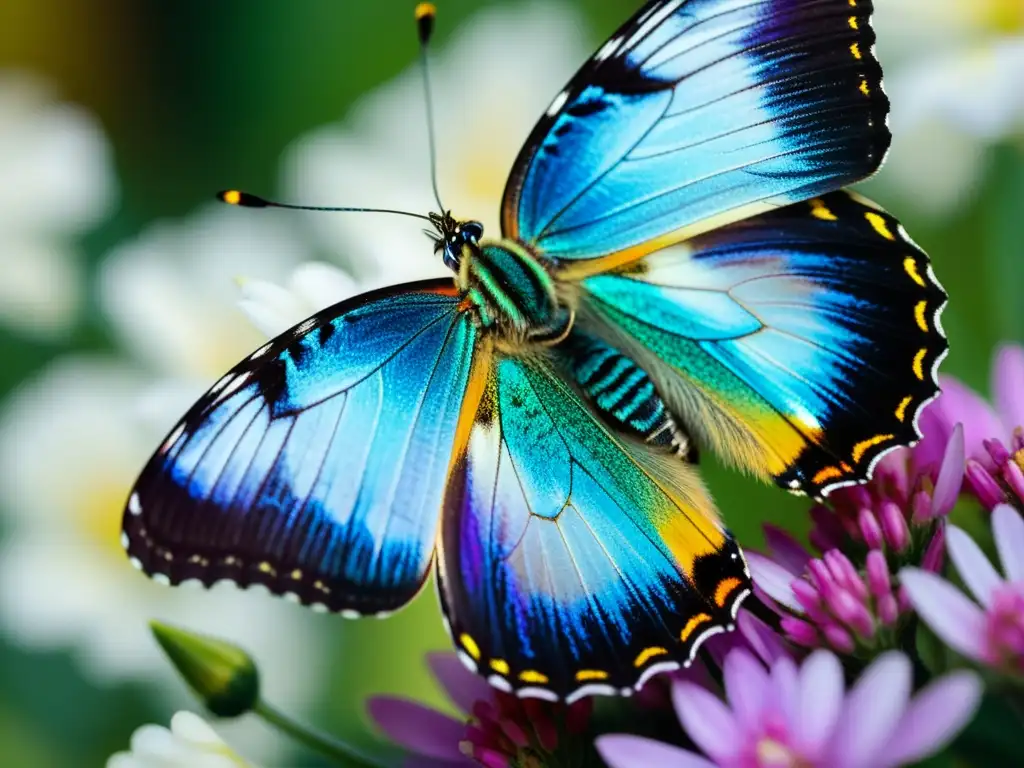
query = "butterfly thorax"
xmin=452 ymin=234 xmax=574 ymax=346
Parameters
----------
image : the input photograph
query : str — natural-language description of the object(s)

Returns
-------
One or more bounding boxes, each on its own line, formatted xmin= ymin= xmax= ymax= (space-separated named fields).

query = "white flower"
xmin=0 ymin=206 xmax=362 ymax=761
xmin=282 ymin=1 xmax=591 ymax=286
xmin=0 ymin=71 xmax=117 ymax=336
xmin=237 ymin=260 xmax=359 ymax=338
xmin=872 ymin=1 xmax=1024 ymax=214
xmin=107 ymin=711 xmax=254 ymax=768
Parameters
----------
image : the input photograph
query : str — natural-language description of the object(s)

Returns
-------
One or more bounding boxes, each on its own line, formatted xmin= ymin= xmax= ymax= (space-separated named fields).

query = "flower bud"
xmin=150 ymin=620 xmax=259 ymax=718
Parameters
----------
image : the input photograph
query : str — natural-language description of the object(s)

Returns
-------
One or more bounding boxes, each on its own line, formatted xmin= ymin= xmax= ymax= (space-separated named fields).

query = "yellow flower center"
xmin=974 ymin=0 xmax=1024 ymax=32
xmin=1013 ymin=447 xmax=1024 ymax=473
xmin=74 ymin=477 xmax=132 ymax=558
xmin=756 ymin=738 xmax=810 ymax=768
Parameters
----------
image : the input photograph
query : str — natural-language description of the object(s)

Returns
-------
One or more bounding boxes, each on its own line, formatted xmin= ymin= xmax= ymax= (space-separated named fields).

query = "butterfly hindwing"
xmin=437 ymin=348 xmax=750 ymax=702
xmin=579 ymin=190 xmax=948 ymax=497
xmin=501 ymin=0 xmax=889 ymax=272
xmin=123 ymin=280 xmax=479 ymax=616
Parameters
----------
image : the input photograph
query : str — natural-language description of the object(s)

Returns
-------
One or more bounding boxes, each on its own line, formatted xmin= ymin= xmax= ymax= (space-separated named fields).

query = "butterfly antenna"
xmin=217 ymin=190 xmax=433 ymax=223
xmin=416 ymin=3 xmax=445 ymax=212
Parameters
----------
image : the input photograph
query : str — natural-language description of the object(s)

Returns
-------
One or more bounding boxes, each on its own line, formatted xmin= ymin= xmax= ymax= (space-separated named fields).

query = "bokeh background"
xmin=0 ymin=0 xmax=1021 ymax=765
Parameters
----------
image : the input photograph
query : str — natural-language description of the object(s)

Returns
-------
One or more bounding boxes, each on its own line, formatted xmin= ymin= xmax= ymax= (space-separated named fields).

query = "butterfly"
xmin=122 ymin=0 xmax=947 ymax=703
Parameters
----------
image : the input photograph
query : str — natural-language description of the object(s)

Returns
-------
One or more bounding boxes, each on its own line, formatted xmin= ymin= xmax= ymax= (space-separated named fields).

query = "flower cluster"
xmin=368 ymin=653 xmax=593 ymax=768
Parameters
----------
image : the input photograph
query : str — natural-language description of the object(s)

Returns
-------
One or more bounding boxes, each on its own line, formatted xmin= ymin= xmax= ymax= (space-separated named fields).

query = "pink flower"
xmin=366 ymin=653 xmax=591 ymax=767
xmin=900 ymin=504 xmax=1024 ymax=675
xmin=918 ymin=344 xmax=1024 ymax=510
xmin=597 ymin=648 xmax=981 ymax=768
xmin=810 ymin=422 xmax=965 ymax=557
xmin=749 ymin=544 xmax=918 ymax=655
xmin=746 ymin=422 xmax=965 ymax=654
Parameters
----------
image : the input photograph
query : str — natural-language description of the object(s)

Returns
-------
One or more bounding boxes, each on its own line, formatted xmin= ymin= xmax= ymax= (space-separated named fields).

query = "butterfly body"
xmin=124 ymin=0 xmax=947 ymax=702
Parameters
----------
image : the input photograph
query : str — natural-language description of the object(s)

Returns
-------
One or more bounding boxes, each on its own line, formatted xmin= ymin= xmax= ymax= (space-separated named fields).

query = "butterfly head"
xmin=430 ymin=211 xmax=484 ymax=271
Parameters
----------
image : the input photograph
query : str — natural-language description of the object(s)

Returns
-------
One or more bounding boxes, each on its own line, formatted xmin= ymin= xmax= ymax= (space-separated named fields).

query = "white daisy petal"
xmin=108 ymin=712 xmax=255 ymax=768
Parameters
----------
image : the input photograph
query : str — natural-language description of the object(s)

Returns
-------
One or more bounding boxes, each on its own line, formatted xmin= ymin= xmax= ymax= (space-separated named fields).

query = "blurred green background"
xmin=0 ymin=1 xmax=1021 ymax=765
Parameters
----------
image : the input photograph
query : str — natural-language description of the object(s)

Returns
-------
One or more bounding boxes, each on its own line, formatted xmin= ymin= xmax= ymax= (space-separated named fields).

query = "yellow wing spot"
xmin=914 ymin=300 xmax=929 ymax=332
xmin=852 ymin=434 xmax=895 ymax=464
xmin=680 ymin=612 xmax=713 ymax=642
xmin=634 ymin=647 xmax=668 ymax=667
xmin=714 ymin=578 xmax=743 ymax=609
xmin=460 ymin=633 xmax=481 ymax=661
xmin=903 ymin=257 xmax=926 ymax=287
xmin=913 ymin=348 xmax=928 ymax=380
xmin=849 ymin=0 xmax=857 ymax=6
xmin=290 ymin=569 xmax=302 ymax=580
xmin=520 ymin=670 xmax=549 ymax=684
xmin=258 ymin=561 xmax=276 ymax=576
xmin=489 ymin=659 xmax=510 ymax=675
xmin=848 ymin=16 xmax=859 ymax=30
xmin=813 ymin=466 xmax=844 ymax=485
xmin=809 ymin=198 xmax=838 ymax=221
xmin=895 ymin=395 xmax=914 ymax=422
xmin=414 ymin=2 xmax=436 ymax=21
xmin=865 ymin=212 xmax=895 ymax=240
xmin=859 ymin=79 xmax=871 ymax=97
xmin=850 ymin=42 xmax=862 ymax=60
xmin=222 ymin=189 xmax=242 ymax=206
xmin=575 ymin=669 xmax=609 ymax=682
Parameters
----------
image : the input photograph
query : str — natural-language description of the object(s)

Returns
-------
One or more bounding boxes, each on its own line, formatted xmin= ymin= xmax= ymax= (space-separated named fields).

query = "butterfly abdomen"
xmin=559 ymin=330 xmax=695 ymax=461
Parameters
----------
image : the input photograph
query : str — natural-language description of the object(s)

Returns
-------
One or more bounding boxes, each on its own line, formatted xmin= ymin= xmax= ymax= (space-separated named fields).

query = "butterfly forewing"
xmin=502 ymin=0 xmax=890 ymax=271
xmin=123 ymin=280 xmax=479 ymax=616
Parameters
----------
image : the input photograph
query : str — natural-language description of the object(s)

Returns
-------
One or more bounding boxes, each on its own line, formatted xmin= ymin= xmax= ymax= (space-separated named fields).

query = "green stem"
xmin=253 ymin=699 xmax=389 ymax=768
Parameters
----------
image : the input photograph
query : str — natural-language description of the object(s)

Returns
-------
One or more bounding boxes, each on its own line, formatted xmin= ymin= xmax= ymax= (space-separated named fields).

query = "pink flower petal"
xmin=913 ymin=403 xmax=950 ymax=474
xmin=879 ymin=671 xmax=983 ymax=767
xmin=993 ymin=504 xmax=1024 ymax=582
xmin=723 ymin=649 xmax=767 ymax=733
xmin=366 ymin=697 xmax=466 ymax=761
xmin=931 ymin=423 xmax=965 ymax=517
xmin=947 ymin=525 xmax=1001 ymax=606
xmin=828 ymin=652 xmax=910 ymax=768
xmin=763 ymin=525 xmax=812 ymax=575
xmin=746 ymin=552 xmax=802 ymax=611
xmin=426 ymin=652 xmax=493 ymax=715
xmin=737 ymin=610 xmax=788 ymax=665
xmin=993 ymin=344 xmax=1024 ymax=431
xmin=673 ymin=681 xmax=741 ymax=763
xmin=898 ymin=567 xmax=987 ymax=661
xmin=937 ymin=377 xmax=1007 ymax=467
xmin=768 ymin=655 xmax=799 ymax=730
xmin=597 ymin=735 xmax=717 ymax=768
xmin=793 ymin=650 xmax=844 ymax=758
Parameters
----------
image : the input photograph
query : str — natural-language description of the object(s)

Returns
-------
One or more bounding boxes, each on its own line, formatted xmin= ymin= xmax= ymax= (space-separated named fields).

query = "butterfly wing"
xmin=437 ymin=348 xmax=750 ymax=702
xmin=501 ymin=0 xmax=890 ymax=273
xmin=579 ymin=191 xmax=948 ymax=498
xmin=123 ymin=280 xmax=481 ymax=616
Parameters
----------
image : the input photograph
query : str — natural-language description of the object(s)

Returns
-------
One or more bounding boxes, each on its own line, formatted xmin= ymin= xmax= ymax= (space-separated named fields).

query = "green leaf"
xmin=984 ymin=142 xmax=1024 ymax=343
xmin=949 ymin=691 xmax=1024 ymax=764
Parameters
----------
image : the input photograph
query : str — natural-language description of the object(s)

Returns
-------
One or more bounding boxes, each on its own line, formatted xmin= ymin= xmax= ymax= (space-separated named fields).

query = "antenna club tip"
xmin=217 ymin=190 xmax=268 ymax=208
xmin=415 ymin=2 xmax=436 ymax=44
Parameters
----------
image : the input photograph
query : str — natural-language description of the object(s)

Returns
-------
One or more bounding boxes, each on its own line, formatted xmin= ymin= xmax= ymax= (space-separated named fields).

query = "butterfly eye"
xmin=461 ymin=221 xmax=484 ymax=243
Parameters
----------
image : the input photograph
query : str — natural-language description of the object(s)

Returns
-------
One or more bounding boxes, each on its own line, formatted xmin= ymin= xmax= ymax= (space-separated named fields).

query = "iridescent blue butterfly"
xmin=123 ymin=0 xmax=947 ymax=702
